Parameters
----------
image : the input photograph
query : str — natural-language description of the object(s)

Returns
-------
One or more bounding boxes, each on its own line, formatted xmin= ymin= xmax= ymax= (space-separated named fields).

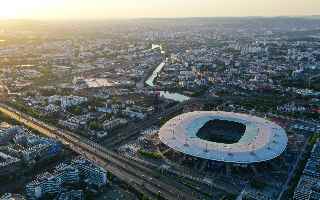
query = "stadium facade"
xmin=159 ymin=111 xmax=288 ymax=164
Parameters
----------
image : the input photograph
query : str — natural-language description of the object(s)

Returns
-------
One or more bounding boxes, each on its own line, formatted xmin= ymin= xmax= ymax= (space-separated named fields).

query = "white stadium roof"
xmin=158 ymin=111 xmax=288 ymax=164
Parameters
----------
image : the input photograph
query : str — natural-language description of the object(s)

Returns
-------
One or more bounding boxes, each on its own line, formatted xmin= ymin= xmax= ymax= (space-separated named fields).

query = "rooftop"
xmin=159 ymin=111 xmax=288 ymax=164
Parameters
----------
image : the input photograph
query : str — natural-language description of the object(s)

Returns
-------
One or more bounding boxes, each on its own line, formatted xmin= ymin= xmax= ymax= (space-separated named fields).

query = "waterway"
xmin=159 ymin=91 xmax=190 ymax=102
xmin=145 ymin=62 xmax=165 ymax=87
xmin=146 ymin=44 xmax=190 ymax=102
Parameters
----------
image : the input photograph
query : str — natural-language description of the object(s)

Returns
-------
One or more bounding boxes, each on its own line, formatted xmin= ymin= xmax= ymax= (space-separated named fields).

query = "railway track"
xmin=103 ymin=96 xmax=222 ymax=149
xmin=0 ymin=104 xmax=199 ymax=200
xmin=103 ymin=100 xmax=192 ymax=148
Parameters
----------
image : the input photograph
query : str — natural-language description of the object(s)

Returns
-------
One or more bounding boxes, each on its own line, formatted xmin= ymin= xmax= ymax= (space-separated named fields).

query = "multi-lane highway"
xmin=0 ymin=103 xmax=200 ymax=200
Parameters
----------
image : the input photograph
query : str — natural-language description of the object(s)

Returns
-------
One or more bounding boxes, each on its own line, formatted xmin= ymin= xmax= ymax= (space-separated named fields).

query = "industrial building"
xmin=0 ymin=125 xmax=62 ymax=175
xmin=294 ymin=141 xmax=320 ymax=200
xmin=0 ymin=125 xmax=24 ymax=145
xmin=71 ymin=156 xmax=107 ymax=188
xmin=25 ymin=164 xmax=80 ymax=199
xmin=26 ymin=172 xmax=63 ymax=200
xmin=0 ymin=151 xmax=21 ymax=176
xmin=0 ymin=193 xmax=26 ymax=200
xmin=25 ymin=157 xmax=107 ymax=199
xmin=1 ymin=125 xmax=65 ymax=176
xmin=57 ymin=190 xmax=84 ymax=200
xmin=54 ymin=164 xmax=80 ymax=184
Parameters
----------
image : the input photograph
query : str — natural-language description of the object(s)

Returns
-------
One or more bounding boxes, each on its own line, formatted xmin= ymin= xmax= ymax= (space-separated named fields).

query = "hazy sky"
xmin=1 ymin=0 xmax=319 ymax=20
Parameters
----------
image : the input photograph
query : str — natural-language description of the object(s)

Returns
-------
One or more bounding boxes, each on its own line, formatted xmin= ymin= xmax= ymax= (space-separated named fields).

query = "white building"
xmin=26 ymin=172 xmax=62 ymax=200
xmin=72 ymin=157 xmax=107 ymax=187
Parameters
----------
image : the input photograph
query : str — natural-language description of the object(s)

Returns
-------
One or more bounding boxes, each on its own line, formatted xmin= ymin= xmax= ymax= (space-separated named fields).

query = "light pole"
xmin=171 ymin=129 xmax=175 ymax=140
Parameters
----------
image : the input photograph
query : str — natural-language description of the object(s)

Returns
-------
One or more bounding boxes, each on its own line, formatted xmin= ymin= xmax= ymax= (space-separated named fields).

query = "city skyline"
xmin=0 ymin=0 xmax=320 ymax=20
xmin=0 ymin=1 xmax=320 ymax=200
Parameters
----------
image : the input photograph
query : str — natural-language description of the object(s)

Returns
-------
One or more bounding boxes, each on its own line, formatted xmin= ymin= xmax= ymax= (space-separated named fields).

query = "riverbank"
xmin=145 ymin=44 xmax=191 ymax=102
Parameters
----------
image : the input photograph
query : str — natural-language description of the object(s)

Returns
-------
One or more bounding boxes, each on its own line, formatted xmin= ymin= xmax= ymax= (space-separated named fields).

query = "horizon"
xmin=0 ymin=1 xmax=320 ymax=200
xmin=0 ymin=0 xmax=319 ymax=20
xmin=1 ymin=15 xmax=320 ymax=22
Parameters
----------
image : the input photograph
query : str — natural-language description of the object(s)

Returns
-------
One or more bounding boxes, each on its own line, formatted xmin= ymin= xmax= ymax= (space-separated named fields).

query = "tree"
xmin=88 ymin=121 xmax=102 ymax=130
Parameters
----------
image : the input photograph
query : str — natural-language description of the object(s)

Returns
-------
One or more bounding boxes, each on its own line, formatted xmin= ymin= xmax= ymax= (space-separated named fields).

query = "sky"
xmin=0 ymin=0 xmax=319 ymax=20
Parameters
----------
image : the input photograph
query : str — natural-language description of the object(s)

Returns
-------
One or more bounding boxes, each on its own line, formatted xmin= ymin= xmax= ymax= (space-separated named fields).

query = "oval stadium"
xmin=158 ymin=111 xmax=288 ymax=164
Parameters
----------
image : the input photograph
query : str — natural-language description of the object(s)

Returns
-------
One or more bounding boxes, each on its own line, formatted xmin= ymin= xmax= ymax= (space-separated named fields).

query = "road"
xmin=0 ymin=103 xmax=200 ymax=200
xmin=103 ymin=97 xmax=212 ymax=148
xmin=103 ymin=102 xmax=185 ymax=148
xmin=104 ymin=93 xmax=318 ymax=149
xmin=103 ymin=98 xmax=191 ymax=148
xmin=276 ymin=135 xmax=310 ymax=200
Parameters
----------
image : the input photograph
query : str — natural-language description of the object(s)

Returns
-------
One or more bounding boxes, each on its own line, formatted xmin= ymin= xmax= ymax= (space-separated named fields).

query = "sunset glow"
xmin=0 ymin=0 xmax=319 ymax=20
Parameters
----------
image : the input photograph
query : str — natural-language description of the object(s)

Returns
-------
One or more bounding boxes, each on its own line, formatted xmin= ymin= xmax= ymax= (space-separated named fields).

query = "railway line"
xmin=0 ymin=103 xmax=199 ymax=200
xmin=103 ymin=96 xmax=220 ymax=149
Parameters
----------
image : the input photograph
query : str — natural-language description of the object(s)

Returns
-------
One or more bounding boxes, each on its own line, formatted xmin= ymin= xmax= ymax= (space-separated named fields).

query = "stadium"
xmin=158 ymin=111 xmax=288 ymax=164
